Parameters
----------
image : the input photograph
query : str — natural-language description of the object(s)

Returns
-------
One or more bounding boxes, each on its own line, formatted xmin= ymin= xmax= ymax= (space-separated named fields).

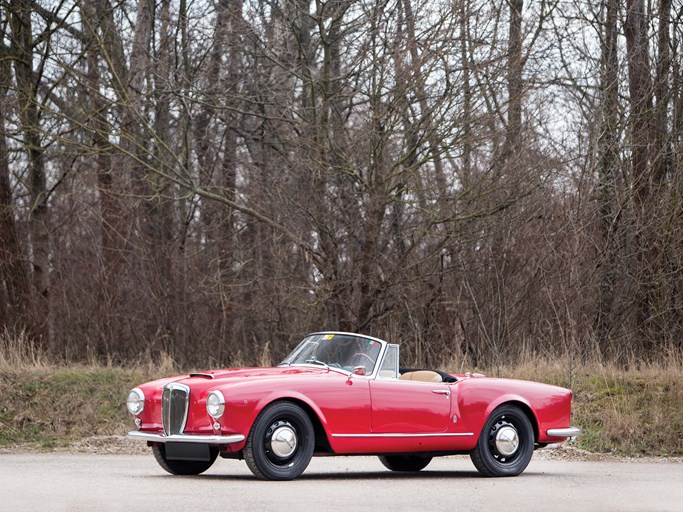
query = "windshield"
xmin=280 ymin=333 xmax=383 ymax=374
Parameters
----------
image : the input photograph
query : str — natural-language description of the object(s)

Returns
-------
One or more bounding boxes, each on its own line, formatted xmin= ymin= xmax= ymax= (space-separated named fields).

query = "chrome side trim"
xmin=547 ymin=427 xmax=581 ymax=438
xmin=126 ymin=431 xmax=245 ymax=444
xmin=331 ymin=432 xmax=474 ymax=438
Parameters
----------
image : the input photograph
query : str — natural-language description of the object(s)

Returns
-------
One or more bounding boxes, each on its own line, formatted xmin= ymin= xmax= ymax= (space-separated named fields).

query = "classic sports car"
xmin=126 ymin=332 xmax=579 ymax=480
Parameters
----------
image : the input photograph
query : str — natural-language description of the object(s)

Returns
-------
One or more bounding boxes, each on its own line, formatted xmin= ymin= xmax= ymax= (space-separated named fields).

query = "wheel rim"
xmin=489 ymin=417 xmax=522 ymax=462
xmin=270 ymin=424 xmax=298 ymax=458
xmin=265 ymin=420 xmax=298 ymax=463
xmin=494 ymin=425 xmax=519 ymax=456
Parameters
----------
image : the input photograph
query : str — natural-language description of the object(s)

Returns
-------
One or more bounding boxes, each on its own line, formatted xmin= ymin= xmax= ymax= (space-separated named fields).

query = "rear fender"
xmin=460 ymin=392 xmax=539 ymax=443
xmin=483 ymin=396 xmax=539 ymax=441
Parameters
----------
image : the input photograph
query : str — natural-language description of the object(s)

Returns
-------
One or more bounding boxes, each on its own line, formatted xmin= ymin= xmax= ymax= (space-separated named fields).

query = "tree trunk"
xmin=653 ymin=0 xmax=672 ymax=185
xmin=82 ymin=0 xmax=127 ymax=355
xmin=625 ymin=0 xmax=654 ymax=205
xmin=9 ymin=0 xmax=51 ymax=349
xmin=504 ymin=0 xmax=524 ymax=160
xmin=625 ymin=0 xmax=656 ymax=358
xmin=594 ymin=0 xmax=621 ymax=360
xmin=460 ymin=0 xmax=472 ymax=186
xmin=0 ymin=48 xmax=30 ymax=335
xmin=145 ymin=0 xmax=176 ymax=349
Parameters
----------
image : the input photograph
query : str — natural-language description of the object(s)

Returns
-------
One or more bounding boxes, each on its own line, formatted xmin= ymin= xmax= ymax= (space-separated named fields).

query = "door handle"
xmin=432 ymin=389 xmax=450 ymax=396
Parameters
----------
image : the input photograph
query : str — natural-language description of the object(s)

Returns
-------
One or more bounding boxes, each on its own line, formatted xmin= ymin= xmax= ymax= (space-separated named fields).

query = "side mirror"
xmin=346 ymin=366 xmax=366 ymax=384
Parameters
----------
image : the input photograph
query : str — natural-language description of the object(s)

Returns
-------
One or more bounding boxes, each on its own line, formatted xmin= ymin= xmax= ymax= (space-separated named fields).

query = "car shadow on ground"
xmin=299 ymin=470 xmax=484 ymax=480
xmin=148 ymin=469 xmax=553 ymax=481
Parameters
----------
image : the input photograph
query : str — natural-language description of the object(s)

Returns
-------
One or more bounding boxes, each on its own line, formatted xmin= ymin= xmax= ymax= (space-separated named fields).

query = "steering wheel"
xmin=351 ymin=352 xmax=375 ymax=366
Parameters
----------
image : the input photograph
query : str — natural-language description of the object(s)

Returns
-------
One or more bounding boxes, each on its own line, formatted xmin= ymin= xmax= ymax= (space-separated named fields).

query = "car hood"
xmin=165 ymin=366 xmax=336 ymax=388
xmin=184 ymin=366 xmax=325 ymax=381
xmin=141 ymin=366 xmax=335 ymax=394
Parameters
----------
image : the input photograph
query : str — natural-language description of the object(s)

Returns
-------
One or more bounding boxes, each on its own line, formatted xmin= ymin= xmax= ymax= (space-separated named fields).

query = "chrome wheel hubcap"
xmin=270 ymin=425 xmax=297 ymax=458
xmin=494 ymin=425 xmax=519 ymax=457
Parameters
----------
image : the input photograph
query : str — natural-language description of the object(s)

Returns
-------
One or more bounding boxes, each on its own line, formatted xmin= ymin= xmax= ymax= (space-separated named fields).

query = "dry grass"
xmin=0 ymin=330 xmax=49 ymax=371
xmin=0 ymin=330 xmax=182 ymax=374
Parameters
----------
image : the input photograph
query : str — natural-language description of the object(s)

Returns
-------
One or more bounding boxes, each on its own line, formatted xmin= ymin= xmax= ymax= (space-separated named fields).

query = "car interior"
xmin=398 ymin=368 xmax=458 ymax=382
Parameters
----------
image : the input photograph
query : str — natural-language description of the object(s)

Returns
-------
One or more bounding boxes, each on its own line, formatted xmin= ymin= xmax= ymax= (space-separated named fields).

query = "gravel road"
xmin=1 ymin=447 xmax=681 ymax=512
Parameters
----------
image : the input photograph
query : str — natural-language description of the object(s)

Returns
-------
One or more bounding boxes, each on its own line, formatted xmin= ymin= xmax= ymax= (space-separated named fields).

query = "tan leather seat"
xmin=399 ymin=370 xmax=442 ymax=383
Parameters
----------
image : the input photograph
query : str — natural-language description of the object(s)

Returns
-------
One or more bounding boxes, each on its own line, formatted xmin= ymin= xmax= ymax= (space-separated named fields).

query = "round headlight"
xmin=206 ymin=391 xmax=225 ymax=419
xmin=126 ymin=388 xmax=145 ymax=415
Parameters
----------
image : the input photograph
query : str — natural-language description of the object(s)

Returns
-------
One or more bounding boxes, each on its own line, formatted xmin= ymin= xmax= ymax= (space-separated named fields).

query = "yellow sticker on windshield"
xmin=323 ymin=334 xmax=334 ymax=340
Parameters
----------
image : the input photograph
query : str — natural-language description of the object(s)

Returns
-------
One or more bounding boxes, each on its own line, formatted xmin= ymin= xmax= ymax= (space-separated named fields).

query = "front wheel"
xmin=152 ymin=444 xmax=218 ymax=475
xmin=470 ymin=404 xmax=534 ymax=477
xmin=244 ymin=401 xmax=315 ymax=480
xmin=379 ymin=454 xmax=432 ymax=472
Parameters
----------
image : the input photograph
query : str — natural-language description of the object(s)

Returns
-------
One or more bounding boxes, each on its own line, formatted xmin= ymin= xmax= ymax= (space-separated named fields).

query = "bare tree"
xmin=0 ymin=0 xmax=681 ymax=367
xmin=8 ymin=0 xmax=51 ymax=347
xmin=0 ymin=38 xmax=31 ymax=336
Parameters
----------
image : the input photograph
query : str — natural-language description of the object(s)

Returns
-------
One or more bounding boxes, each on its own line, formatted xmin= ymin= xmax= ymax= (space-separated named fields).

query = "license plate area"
xmin=164 ymin=442 xmax=211 ymax=461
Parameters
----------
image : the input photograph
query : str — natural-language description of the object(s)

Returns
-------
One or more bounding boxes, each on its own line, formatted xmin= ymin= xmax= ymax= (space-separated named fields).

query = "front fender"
xmin=253 ymin=389 xmax=331 ymax=430
xmin=220 ymin=382 xmax=333 ymax=446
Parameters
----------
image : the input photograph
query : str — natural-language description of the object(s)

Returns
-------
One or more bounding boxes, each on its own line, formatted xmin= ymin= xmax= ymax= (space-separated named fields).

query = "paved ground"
xmin=1 ymin=452 xmax=681 ymax=511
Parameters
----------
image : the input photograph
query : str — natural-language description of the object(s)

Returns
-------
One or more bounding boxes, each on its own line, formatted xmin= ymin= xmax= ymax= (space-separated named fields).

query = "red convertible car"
xmin=126 ymin=332 xmax=579 ymax=480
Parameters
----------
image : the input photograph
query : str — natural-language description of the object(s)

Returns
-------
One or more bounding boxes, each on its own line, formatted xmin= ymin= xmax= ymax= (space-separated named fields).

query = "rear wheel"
xmin=379 ymin=454 xmax=432 ymax=472
xmin=244 ymin=401 xmax=315 ymax=480
xmin=470 ymin=404 xmax=534 ymax=477
xmin=152 ymin=444 xmax=218 ymax=475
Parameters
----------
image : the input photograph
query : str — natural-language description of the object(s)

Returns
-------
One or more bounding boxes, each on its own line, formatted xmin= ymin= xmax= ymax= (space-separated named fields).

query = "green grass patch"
xmin=0 ymin=367 xmax=156 ymax=449
xmin=500 ymin=365 xmax=683 ymax=456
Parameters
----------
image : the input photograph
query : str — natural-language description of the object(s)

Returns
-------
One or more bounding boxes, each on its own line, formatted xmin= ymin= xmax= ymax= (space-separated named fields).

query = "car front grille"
xmin=162 ymin=382 xmax=190 ymax=436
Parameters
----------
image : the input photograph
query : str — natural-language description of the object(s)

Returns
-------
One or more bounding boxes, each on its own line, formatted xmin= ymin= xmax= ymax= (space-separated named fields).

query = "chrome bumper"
xmin=126 ymin=431 xmax=245 ymax=444
xmin=546 ymin=427 xmax=581 ymax=438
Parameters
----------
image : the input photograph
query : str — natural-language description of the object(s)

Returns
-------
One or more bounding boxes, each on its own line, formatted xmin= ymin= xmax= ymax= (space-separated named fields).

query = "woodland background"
xmin=1 ymin=0 xmax=682 ymax=369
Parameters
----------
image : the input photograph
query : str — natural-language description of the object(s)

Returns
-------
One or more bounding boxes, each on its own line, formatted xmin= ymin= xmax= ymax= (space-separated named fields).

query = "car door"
xmin=369 ymin=379 xmax=452 ymax=433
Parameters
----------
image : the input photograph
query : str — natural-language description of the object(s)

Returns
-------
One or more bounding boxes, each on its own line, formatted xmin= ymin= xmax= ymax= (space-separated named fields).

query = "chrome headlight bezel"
xmin=206 ymin=390 xmax=225 ymax=419
xmin=126 ymin=388 xmax=145 ymax=415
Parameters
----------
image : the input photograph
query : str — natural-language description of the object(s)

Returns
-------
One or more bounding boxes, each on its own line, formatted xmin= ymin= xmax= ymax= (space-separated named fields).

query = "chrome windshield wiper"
xmin=305 ymin=358 xmax=329 ymax=369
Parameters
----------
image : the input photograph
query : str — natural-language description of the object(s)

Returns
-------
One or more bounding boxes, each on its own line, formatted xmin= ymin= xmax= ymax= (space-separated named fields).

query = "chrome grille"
xmin=162 ymin=382 xmax=190 ymax=435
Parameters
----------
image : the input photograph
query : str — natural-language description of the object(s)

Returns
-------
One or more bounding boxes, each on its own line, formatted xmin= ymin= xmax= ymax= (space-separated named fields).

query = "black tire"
xmin=470 ymin=404 xmax=534 ymax=477
xmin=152 ymin=444 xmax=218 ymax=475
xmin=244 ymin=401 xmax=315 ymax=480
xmin=378 ymin=454 xmax=432 ymax=472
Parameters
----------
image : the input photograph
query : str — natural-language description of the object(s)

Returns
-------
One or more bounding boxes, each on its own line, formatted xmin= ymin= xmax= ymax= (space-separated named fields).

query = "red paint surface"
xmin=132 ymin=365 xmax=574 ymax=455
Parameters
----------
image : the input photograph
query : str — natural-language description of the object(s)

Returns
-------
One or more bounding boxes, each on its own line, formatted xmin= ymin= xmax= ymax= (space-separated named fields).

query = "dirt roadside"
xmin=1 ymin=436 xmax=681 ymax=464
